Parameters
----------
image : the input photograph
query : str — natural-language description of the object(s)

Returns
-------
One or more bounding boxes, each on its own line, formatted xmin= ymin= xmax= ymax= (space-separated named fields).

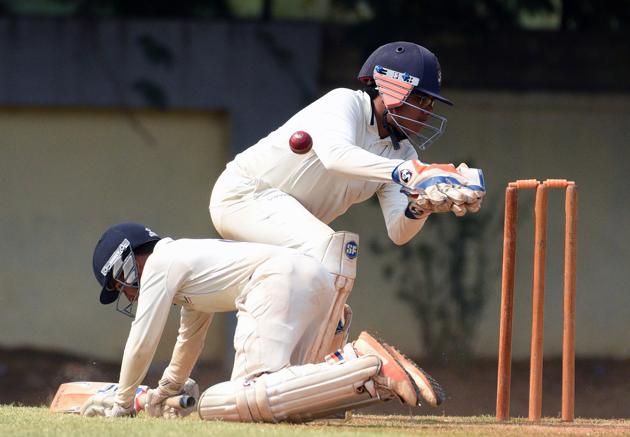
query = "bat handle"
xmin=166 ymin=394 xmax=196 ymax=409
xmin=136 ymin=393 xmax=196 ymax=411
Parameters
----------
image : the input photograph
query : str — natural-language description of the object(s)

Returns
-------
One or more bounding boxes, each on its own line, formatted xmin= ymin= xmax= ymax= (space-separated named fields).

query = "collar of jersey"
xmin=360 ymin=89 xmax=381 ymax=140
xmin=153 ymin=237 xmax=172 ymax=252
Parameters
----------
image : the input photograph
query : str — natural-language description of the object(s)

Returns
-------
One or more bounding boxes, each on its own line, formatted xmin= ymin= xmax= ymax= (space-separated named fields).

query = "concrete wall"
xmin=1 ymin=18 xmax=628 ymax=361
xmin=0 ymin=108 xmax=229 ymax=362
xmin=0 ymin=18 xmax=321 ymax=154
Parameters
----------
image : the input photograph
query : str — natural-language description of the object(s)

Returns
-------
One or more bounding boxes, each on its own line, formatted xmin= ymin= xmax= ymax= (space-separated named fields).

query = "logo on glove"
xmin=400 ymin=169 xmax=412 ymax=183
xmin=345 ymin=241 xmax=358 ymax=259
xmin=95 ymin=384 xmax=118 ymax=395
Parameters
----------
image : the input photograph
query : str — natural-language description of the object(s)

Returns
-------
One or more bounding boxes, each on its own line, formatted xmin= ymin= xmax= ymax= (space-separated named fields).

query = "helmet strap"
xmin=366 ymin=87 xmax=377 ymax=127
xmin=382 ymin=109 xmax=405 ymax=150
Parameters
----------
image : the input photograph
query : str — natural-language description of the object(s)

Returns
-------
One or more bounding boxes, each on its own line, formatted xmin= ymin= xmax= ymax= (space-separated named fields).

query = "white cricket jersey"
xmin=115 ymin=237 xmax=296 ymax=406
xmin=231 ymin=88 xmax=420 ymax=226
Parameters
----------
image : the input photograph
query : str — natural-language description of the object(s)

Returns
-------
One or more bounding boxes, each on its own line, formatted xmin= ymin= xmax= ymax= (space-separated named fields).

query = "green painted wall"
xmin=0 ymin=108 xmax=228 ymax=362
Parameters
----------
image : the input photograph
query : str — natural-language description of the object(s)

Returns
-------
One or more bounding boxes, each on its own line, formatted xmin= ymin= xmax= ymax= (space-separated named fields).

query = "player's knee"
xmin=198 ymin=380 xmax=241 ymax=421
xmin=287 ymin=254 xmax=336 ymax=301
xmin=295 ymin=254 xmax=329 ymax=281
xmin=259 ymin=254 xmax=335 ymax=311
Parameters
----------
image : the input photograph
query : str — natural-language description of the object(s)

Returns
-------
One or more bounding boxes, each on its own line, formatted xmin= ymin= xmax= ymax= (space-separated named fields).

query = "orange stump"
xmin=496 ymin=185 xmax=519 ymax=421
xmin=562 ymin=183 xmax=578 ymax=422
xmin=496 ymin=179 xmax=578 ymax=422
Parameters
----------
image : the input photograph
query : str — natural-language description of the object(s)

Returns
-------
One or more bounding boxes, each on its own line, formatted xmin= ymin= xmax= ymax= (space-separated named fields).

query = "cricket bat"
xmin=50 ymin=381 xmax=195 ymax=413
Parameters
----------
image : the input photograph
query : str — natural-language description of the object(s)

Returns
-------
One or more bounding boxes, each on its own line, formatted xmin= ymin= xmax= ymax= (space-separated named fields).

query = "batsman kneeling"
xmin=83 ymin=222 xmax=444 ymax=421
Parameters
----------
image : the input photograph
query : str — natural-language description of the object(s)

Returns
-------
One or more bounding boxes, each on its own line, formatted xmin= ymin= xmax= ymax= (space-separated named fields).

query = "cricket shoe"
xmin=382 ymin=343 xmax=445 ymax=407
xmin=353 ymin=331 xmax=418 ymax=406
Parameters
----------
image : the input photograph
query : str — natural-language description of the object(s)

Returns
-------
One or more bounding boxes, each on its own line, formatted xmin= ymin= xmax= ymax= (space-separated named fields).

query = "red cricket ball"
xmin=289 ymin=131 xmax=313 ymax=154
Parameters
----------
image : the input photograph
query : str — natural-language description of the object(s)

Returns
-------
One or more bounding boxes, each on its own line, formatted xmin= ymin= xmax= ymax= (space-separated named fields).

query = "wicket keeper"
xmin=209 ymin=41 xmax=486 ymax=361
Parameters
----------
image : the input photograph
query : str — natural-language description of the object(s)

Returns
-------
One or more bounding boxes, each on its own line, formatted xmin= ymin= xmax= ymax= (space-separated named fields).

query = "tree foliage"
xmin=0 ymin=0 xmax=627 ymax=32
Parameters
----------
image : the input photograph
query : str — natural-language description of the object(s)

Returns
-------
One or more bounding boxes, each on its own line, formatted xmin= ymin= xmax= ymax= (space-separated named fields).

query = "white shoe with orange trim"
xmin=352 ymin=331 xmax=419 ymax=406
xmin=382 ymin=342 xmax=445 ymax=407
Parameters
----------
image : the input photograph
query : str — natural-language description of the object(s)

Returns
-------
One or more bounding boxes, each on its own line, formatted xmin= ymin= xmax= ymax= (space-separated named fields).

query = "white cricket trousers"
xmin=209 ymin=165 xmax=335 ymax=256
xmin=231 ymin=253 xmax=335 ymax=380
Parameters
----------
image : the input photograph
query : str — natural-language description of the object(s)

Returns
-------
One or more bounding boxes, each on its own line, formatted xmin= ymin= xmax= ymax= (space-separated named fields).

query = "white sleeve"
xmin=375 ymin=146 xmax=427 ymax=245
xmin=160 ymin=306 xmax=214 ymax=384
xmin=376 ymin=182 xmax=429 ymax=245
xmin=310 ymin=91 xmax=402 ymax=182
xmin=316 ymin=143 xmax=403 ymax=183
xmin=114 ymin=265 xmax=178 ymax=407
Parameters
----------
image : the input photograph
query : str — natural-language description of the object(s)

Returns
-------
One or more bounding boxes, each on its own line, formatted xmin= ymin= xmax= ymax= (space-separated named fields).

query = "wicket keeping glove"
xmin=80 ymin=385 xmax=135 ymax=418
xmin=144 ymin=377 xmax=199 ymax=419
xmin=393 ymin=161 xmax=485 ymax=217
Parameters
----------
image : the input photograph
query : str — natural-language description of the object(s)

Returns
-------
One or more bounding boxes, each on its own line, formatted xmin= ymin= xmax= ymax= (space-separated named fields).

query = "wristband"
xmin=405 ymin=204 xmax=428 ymax=220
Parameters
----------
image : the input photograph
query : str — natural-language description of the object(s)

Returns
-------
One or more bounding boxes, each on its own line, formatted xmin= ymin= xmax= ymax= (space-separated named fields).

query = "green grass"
xmin=1 ymin=406 xmax=629 ymax=436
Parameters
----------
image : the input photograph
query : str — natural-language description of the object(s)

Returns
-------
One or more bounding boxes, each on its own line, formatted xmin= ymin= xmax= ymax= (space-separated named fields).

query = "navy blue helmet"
xmin=358 ymin=42 xmax=452 ymax=151
xmin=92 ymin=222 xmax=161 ymax=306
xmin=358 ymin=41 xmax=452 ymax=106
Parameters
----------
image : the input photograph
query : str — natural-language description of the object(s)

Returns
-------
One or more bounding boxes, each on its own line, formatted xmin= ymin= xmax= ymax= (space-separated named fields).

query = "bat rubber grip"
xmin=136 ymin=393 xmax=196 ymax=410
xmin=166 ymin=395 xmax=196 ymax=409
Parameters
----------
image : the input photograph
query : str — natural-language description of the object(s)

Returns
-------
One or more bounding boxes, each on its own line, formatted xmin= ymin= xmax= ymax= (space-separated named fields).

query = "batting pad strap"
xmin=255 ymin=378 xmax=274 ymax=422
xmin=235 ymin=386 xmax=253 ymax=421
xmin=245 ymin=380 xmax=264 ymax=421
